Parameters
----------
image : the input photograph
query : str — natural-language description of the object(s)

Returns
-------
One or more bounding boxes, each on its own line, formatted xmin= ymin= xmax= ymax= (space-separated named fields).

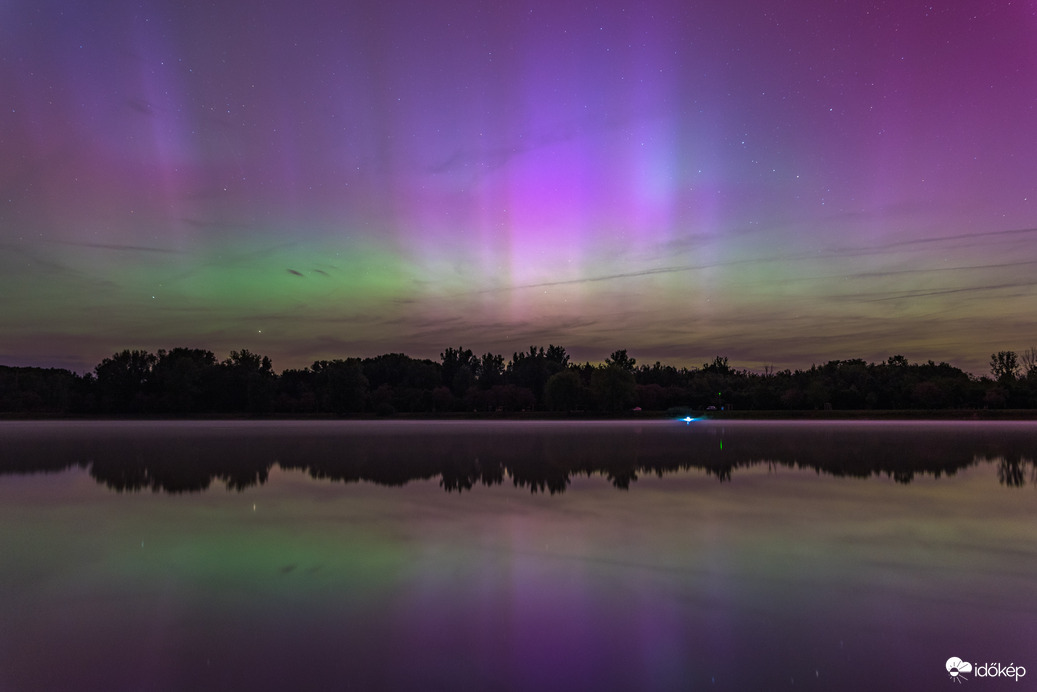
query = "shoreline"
xmin=3 ymin=409 xmax=1037 ymax=422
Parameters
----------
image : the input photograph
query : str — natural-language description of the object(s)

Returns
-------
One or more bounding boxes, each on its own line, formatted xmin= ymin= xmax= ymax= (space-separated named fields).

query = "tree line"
xmin=2 ymin=345 xmax=1036 ymax=415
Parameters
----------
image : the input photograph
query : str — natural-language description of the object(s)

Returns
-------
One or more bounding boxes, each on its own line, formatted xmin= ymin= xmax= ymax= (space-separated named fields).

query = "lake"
xmin=0 ymin=420 xmax=1034 ymax=690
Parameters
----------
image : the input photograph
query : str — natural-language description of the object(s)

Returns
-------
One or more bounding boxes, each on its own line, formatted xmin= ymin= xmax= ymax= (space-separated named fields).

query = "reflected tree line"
xmin=4 ymin=345 xmax=1037 ymax=416
xmin=1 ymin=424 xmax=1034 ymax=493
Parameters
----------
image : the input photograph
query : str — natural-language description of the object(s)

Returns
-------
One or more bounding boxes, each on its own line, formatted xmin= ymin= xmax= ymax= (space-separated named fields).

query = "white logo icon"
xmin=947 ymin=657 xmax=973 ymax=683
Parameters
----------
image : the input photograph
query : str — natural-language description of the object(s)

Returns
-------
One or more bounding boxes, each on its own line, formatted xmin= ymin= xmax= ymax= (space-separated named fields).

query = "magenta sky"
xmin=2 ymin=1 xmax=1036 ymax=374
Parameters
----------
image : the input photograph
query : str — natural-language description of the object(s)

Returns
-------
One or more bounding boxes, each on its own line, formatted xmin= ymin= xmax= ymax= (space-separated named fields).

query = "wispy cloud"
xmin=43 ymin=239 xmax=188 ymax=254
xmin=864 ymin=281 xmax=1037 ymax=302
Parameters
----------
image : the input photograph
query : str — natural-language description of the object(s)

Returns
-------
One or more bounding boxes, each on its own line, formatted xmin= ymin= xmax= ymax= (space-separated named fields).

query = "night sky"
xmin=3 ymin=1 xmax=1035 ymax=374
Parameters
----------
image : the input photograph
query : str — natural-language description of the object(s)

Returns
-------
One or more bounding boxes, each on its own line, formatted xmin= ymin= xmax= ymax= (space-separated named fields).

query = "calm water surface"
xmin=0 ymin=420 xmax=1034 ymax=691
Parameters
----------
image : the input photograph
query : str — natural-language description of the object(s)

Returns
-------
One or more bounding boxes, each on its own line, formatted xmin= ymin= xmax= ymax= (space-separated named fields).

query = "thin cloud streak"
xmin=463 ymin=228 xmax=1037 ymax=297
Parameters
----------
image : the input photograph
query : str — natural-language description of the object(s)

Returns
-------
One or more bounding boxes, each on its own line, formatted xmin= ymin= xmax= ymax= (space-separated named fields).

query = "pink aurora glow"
xmin=1 ymin=1 xmax=1035 ymax=373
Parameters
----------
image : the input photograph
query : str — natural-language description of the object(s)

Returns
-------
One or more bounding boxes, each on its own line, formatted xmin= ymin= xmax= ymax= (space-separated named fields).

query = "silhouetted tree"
xmin=635 ymin=361 xmax=688 ymax=387
xmin=362 ymin=353 xmax=441 ymax=391
xmin=702 ymin=355 xmax=731 ymax=375
xmin=592 ymin=364 xmax=636 ymax=411
xmin=1021 ymin=347 xmax=1037 ymax=379
xmin=990 ymin=351 xmax=1020 ymax=383
xmin=311 ymin=359 xmax=368 ymax=414
xmin=484 ymin=384 xmax=536 ymax=411
xmin=605 ymin=349 xmax=636 ymax=371
xmin=476 ymin=352 xmax=506 ymax=389
xmin=0 ymin=366 xmax=78 ymax=413
xmin=151 ymin=347 xmax=218 ymax=413
xmin=545 ymin=370 xmax=582 ymax=411
xmin=634 ymin=383 xmax=666 ymax=410
xmin=886 ymin=354 xmax=909 ymax=368
xmin=276 ymin=368 xmax=319 ymax=413
xmin=219 ymin=349 xmax=275 ymax=413
xmin=508 ymin=346 xmax=556 ymax=407
xmin=440 ymin=347 xmax=477 ymax=398
xmin=9 ymin=342 xmax=1037 ymax=416
xmin=545 ymin=344 xmax=570 ymax=368
xmin=95 ymin=349 xmax=157 ymax=413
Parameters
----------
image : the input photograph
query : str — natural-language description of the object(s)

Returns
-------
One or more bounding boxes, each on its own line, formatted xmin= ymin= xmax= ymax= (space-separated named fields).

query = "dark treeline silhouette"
xmin=1 ymin=421 xmax=1033 ymax=493
xmin=3 ymin=345 xmax=1037 ymax=416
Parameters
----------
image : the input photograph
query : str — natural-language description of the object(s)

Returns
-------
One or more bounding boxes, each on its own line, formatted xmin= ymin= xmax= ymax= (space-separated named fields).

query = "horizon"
xmin=3 ymin=1 xmax=1035 ymax=375
xmin=0 ymin=342 xmax=1020 ymax=380
xmin=2 ymin=341 xmax=1025 ymax=380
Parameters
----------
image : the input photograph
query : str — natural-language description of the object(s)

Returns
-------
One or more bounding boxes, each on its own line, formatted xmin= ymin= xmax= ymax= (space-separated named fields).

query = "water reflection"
xmin=1 ymin=420 xmax=1034 ymax=493
xmin=2 ymin=420 xmax=1035 ymax=691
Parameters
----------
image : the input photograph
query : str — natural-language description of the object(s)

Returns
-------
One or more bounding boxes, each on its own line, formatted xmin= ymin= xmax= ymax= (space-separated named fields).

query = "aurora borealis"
xmin=2 ymin=1 xmax=1036 ymax=373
